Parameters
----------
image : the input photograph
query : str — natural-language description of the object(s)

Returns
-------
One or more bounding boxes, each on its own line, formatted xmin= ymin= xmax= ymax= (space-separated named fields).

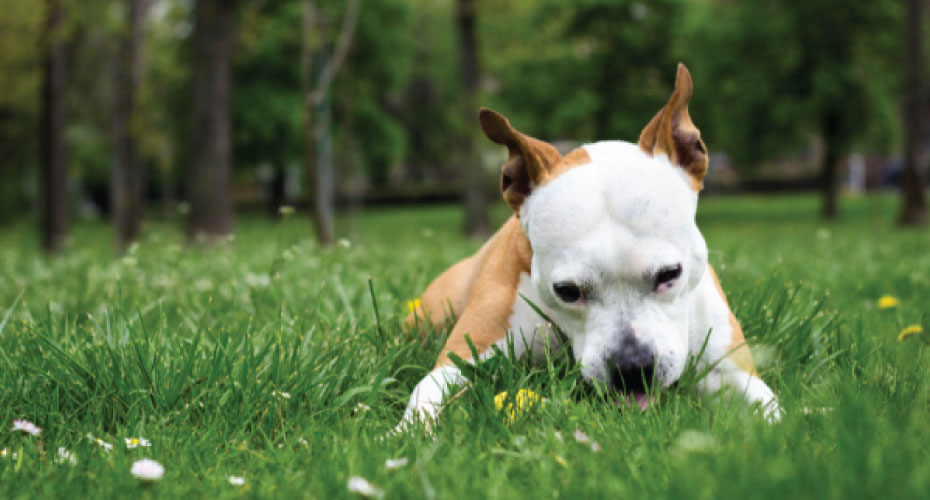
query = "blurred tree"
xmin=457 ymin=0 xmax=490 ymax=238
xmin=186 ymin=0 xmax=236 ymax=242
xmin=482 ymin=0 xmax=678 ymax=142
xmin=234 ymin=2 xmax=304 ymax=218
xmin=112 ymin=0 xmax=149 ymax=252
xmin=899 ymin=0 xmax=926 ymax=226
xmin=0 ymin=1 xmax=42 ymax=222
xmin=686 ymin=0 xmax=901 ymax=219
xmin=40 ymin=0 xmax=70 ymax=253
xmin=302 ymin=0 xmax=358 ymax=245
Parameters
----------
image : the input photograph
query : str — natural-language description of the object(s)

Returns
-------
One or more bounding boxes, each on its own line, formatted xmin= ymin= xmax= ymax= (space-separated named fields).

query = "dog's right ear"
xmin=479 ymin=108 xmax=561 ymax=211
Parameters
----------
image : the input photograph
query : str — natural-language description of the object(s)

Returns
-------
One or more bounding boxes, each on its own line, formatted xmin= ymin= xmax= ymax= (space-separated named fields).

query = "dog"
xmin=397 ymin=64 xmax=780 ymax=431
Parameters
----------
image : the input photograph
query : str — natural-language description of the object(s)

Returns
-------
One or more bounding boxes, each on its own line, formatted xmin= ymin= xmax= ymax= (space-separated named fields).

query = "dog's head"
xmin=480 ymin=64 xmax=709 ymax=403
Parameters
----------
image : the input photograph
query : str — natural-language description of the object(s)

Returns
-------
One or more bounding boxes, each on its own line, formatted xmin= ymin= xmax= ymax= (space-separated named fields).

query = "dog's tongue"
xmin=618 ymin=392 xmax=655 ymax=411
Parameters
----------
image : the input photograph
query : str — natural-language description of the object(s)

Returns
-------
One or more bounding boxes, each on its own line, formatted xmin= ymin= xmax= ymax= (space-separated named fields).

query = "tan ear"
xmin=479 ymin=108 xmax=562 ymax=211
xmin=638 ymin=63 xmax=708 ymax=189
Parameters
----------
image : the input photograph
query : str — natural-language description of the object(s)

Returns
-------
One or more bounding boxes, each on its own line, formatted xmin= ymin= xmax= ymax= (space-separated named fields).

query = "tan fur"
xmin=638 ymin=64 xmax=708 ymax=191
xmin=707 ymin=265 xmax=757 ymax=375
xmin=409 ymin=148 xmax=593 ymax=368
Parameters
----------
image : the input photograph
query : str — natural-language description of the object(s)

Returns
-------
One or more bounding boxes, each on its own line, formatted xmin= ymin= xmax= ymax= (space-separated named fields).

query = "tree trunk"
xmin=39 ymin=0 xmax=69 ymax=254
xmin=899 ymin=0 xmax=927 ymax=226
xmin=301 ymin=0 xmax=332 ymax=244
xmin=301 ymin=0 xmax=357 ymax=245
xmin=112 ymin=0 xmax=148 ymax=253
xmin=313 ymin=89 xmax=336 ymax=243
xmin=820 ymin=112 xmax=840 ymax=220
xmin=456 ymin=0 xmax=490 ymax=238
xmin=186 ymin=0 xmax=236 ymax=242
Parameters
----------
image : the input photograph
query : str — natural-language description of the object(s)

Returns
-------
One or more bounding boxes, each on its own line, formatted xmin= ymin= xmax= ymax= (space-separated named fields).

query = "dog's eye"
xmin=553 ymin=282 xmax=583 ymax=303
xmin=654 ymin=264 xmax=682 ymax=292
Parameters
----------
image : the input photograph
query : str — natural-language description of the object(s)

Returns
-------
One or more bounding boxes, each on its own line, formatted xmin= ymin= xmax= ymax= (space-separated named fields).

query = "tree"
xmin=112 ymin=0 xmax=148 ymax=252
xmin=685 ymin=0 xmax=901 ymax=219
xmin=301 ymin=0 xmax=359 ymax=245
xmin=186 ymin=0 xmax=237 ymax=242
xmin=899 ymin=0 xmax=926 ymax=226
xmin=40 ymin=0 xmax=69 ymax=253
xmin=456 ymin=0 xmax=489 ymax=238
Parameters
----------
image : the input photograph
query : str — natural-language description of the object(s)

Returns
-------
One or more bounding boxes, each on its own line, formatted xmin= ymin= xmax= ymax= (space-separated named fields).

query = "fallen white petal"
xmin=573 ymin=429 xmax=590 ymax=444
xmin=130 ymin=458 xmax=165 ymax=481
xmin=228 ymin=476 xmax=246 ymax=486
xmin=11 ymin=419 xmax=41 ymax=436
xmin=347 ymin=476 xmax=384 ymax=498
xmin=384 ymin=457 xmax=409 ymax=470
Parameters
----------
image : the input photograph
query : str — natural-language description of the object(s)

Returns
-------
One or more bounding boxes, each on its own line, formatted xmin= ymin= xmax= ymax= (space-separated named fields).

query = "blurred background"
xmin=0 ymin=0 xmax=926 ymax=254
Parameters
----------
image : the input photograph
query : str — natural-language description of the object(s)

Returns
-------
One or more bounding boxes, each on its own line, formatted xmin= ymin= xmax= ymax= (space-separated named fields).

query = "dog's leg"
xmin=697 ymin=359 xmax=782 ymax=421
xmin=395 ymin=364 xmax=465 ymax=433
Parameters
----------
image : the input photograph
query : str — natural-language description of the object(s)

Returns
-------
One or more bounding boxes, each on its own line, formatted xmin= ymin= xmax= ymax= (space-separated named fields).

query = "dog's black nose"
xmin=607 ymin=335 xmax=657 ymax=393
xmin=610 ymin=361 xmax=656 ymax=393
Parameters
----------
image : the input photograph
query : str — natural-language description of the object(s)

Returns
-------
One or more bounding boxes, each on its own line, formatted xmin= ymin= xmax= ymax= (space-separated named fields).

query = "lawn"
xmin=1 ymin=194 xmax=929 ymax=499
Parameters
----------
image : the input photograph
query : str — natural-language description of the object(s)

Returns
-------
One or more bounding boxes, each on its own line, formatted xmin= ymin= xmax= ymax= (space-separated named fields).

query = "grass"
xmin=1 ymin=193 xmax=929 ymax=499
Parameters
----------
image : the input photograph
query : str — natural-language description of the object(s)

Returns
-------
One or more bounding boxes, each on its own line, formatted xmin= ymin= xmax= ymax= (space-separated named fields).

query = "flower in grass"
xmin=56 ymin=447 xmax=77 ymax=466
xmin=877 ymin=295 xmax=901 ymax=310
xmin=347 ymin=476 xmax=384 ymax=499
xmin=227 ymin=476 xmax=246 ymax=486
xmin=278 ymin=205 xmax=295 ymax=216
xmin=271 ymin=390 xmax=292 ymax=399
xmin=11 ymin=419 xmax=40 ymax=436
xmin=87 ymin=434 xmax=114 ymax=452
xmin=573 ymin=429 xmax=601 ymax=453
xmin=338 ymin=238 xmax=352 ymax=249
xmin=494 ymin=389 xmax=544 ymax=422
xmin=130 ymin=458 xmax=165 ymax=481
xmin=0 ymin=448 xmax=16 ymax=459
xmin=125 ymin=437 xmax=151 ymax=449
xmin=384 ymin=457 xmax=408 ymax=470
xmin=898 ymin=324 xmax=924 ymax=342
xmin=406 ymin=298 xmax=422 ymax=315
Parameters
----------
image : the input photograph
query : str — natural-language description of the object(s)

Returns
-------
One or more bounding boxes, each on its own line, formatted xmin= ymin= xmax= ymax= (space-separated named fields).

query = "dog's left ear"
xmin=479 ymin=108 xmax=562 ymax=211
xmin=638 ymin=63 xmax=708 ymax=189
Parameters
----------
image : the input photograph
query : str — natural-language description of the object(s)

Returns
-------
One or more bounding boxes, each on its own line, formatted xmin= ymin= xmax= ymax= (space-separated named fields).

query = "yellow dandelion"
xmin=897 ymin=324 xmax=923 ymax=342
xmin=877 ymin=295 xmax=901 ymax=310
xmin=494 ymin=389 xmax=544 ymax=422
xmin=406 ymin=298 xmax=422 ymax=315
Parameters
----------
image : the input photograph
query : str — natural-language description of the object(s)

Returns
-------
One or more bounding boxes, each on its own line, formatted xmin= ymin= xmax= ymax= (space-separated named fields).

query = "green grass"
xmin=1 ymin=193 xmax=929 ymax=499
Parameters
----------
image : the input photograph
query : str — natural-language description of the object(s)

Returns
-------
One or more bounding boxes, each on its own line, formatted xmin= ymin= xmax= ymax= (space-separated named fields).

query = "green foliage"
xmin=685 ymin=0 xmax=903 ymax=166
xmin=2 ymin=195 xmax=930 ymax=497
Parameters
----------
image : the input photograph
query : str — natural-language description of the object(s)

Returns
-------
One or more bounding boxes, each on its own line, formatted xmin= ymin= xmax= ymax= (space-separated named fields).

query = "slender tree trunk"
xmin=456 ymin=0 xmax=490 ymax=238
xmin=899 ymin=0 xmax=927 ymax=226
xmin=301 ymin=0 xmax=358 ymax=245
xmin=314 ymin=89 xmax=336 ymax=243
xmin=112 ymin=0 xmax=148 ymax=253
xmin=820 ymin=112 xmax=840 ymax=220
xmin=40 ymin=0 xmax=69 ymax=254
xmin=186 ymin=0 xmax=236 ymax=242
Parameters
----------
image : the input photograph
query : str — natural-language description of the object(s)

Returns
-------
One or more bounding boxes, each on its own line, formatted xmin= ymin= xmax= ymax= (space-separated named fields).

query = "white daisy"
xmin=130 ymin=458 xmax=165 ymax=481
xmin=271 ymin=390 xmax=292 ymax=399
xmin=347 ymin=476 xmax=384 ymax=499
xmin=125 ymin=437 xmax=151 ymax=449
xmin=227 ymin=476 xmax=246 ymax=486
xmin=86 ymin=434 xmax=114 ymax=453
xmin=56 ymin=447 xmax=77 ymax=465
xmin=11 ymin=419 xmax=41 ymax=436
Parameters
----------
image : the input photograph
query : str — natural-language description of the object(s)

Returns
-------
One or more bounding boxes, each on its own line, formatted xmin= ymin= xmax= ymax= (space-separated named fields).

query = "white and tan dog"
xmin=398 ymin=64 xmax=779 ymax=431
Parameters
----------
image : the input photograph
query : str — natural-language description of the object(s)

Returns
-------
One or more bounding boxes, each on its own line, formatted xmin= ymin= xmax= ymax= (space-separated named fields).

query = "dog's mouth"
xmin=609 ymin=365 xmax=664 ymax=411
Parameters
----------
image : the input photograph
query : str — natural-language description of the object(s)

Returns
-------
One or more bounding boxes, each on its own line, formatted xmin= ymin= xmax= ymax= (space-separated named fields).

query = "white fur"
xmin=396 ymin=364 xmax=464 ymax=433
xmin=396 ymin=141 xmax=780 ymax=432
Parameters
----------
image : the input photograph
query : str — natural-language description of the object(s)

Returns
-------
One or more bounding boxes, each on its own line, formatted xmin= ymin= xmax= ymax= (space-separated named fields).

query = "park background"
xmin=1 ymin=0 xmax=927 ymax=249
xmin=3 ymin=0 xmax=930 ymax=498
